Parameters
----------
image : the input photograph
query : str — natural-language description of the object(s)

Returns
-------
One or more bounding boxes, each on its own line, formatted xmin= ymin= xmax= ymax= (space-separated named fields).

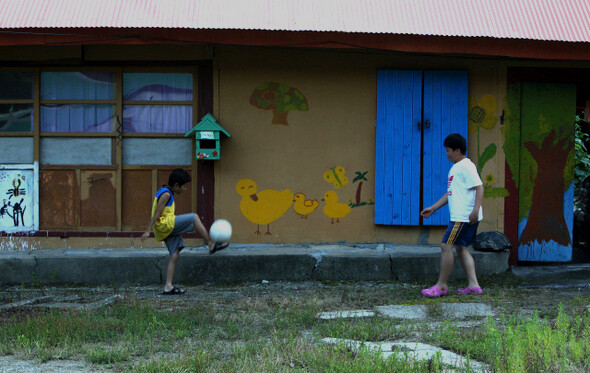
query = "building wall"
xmin=1 ymin=43 xmax=587 ymax=248
xmin=213 ymin=46 xmax=508 ymax=244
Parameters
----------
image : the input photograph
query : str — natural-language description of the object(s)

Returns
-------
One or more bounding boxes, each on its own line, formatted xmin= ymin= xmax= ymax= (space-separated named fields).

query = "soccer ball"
xmin=209 ymin=219 xmax=232 ymax=243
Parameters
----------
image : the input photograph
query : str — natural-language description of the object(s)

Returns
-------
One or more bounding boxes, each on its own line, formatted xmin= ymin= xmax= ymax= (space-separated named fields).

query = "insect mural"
xmin=0 ymin=166 xmax=37 ymax=232
xmin=1 ymin=197 xmax=26 ymax=226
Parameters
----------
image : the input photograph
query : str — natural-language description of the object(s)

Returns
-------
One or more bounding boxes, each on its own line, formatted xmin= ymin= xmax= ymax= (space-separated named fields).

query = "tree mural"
xmin=249 ymin=82 xmax=308 ymax=125
xmin=504 ymin=83 xmax=575 ymax=248
xmin=348 ymin=171 xmax=374 ymax=208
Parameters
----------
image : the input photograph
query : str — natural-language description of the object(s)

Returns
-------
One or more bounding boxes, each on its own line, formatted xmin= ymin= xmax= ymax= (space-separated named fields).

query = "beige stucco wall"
xmin=213 ymin=46 xmax=510 ymax=244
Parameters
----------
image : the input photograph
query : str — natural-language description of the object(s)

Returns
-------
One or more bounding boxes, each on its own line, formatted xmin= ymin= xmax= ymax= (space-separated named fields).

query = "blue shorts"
xmin=442 ymin=221 xmax=479 ymax=247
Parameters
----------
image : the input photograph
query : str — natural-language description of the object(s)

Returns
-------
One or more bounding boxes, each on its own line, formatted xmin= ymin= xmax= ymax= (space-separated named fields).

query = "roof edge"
xmin=0 ymin=28 xmax=589 ymax=61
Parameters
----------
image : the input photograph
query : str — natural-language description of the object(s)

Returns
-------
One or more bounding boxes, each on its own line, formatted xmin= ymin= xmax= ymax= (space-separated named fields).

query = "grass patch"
xmin=85 ymin=346 xmax=129 ymax=364
xmin=429 ymin=303 xmax=590 ymax=372
xmin=0 ymin=284 xmax=589 ymax=372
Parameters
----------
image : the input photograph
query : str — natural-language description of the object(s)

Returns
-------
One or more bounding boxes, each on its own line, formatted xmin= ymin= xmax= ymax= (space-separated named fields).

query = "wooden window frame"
xmin=0 ymin=67 xmax=37 ymax=138
xmin=1 ymin=65 xmax=200 ymax=233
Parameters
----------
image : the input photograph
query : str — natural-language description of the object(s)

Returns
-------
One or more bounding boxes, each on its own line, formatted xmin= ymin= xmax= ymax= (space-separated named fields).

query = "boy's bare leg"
xmin=455 ymin=245 xmax=480 ymax=288
xmin=192 ymin=214 xmax=215 ymax=251
xmin=164 ymin=250 xmax=180 ymax=292
xmin=434 ymin=244 xmax=454 ymax=291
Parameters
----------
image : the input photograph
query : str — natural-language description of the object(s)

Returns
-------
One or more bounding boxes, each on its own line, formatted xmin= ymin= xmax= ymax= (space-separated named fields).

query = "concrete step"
xmin=0 ymin=244 xmax=510 ymax=285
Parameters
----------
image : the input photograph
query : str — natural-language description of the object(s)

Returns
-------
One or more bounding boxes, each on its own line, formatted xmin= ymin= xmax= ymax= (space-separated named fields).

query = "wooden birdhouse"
xmin=184 ymin=113 xmax=231 ymax=160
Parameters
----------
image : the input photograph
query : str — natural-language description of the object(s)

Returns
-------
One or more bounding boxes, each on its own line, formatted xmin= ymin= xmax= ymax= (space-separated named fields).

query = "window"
xmin=37 ymin=70 xmax=194 ymax=134
xmin=0 ymin=67 xmax=197 ymax=232
xmin=40 ymin=71 xmax=116 ymax=133
xmin=122 ymin=73 xmax=193 ymax=133
xmin=0 ymin=71 xmax=34 ymax=132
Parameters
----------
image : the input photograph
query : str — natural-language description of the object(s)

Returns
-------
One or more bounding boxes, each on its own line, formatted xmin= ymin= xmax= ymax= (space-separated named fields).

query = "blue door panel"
xmin=375 ymin=70 xmax=421 ymax=225
xmin=423 ymin=71 xmax=468 ymax=226
xmin=376 ymin=70 xmax=467 ymax=226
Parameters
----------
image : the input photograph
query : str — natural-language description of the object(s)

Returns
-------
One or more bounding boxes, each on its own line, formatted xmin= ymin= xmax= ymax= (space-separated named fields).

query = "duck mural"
xmin=236 ymin=179 xmax=293 ymax=235
xmin=322 ymin=190 xmax=351 ymax=224
xmin=293 ymin=192 xmax=319 ymax=219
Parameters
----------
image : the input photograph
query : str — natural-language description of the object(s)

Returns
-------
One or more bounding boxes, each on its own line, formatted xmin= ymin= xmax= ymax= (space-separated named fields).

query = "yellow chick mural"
xmin=236 ymin=179 xmax=294 ymax=235
xmin=322 ymin=190 xmax=351 ymax=224
xmin=293 ymin=192 xmax=319 ymax=219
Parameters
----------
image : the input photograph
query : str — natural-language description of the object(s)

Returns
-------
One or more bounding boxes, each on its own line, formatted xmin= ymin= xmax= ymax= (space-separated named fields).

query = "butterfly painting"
xmin=323 ymin=166 xmax=348 ymax=189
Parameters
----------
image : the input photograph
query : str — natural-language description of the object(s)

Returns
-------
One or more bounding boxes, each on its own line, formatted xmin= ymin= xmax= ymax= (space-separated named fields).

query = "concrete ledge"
xmin=0 ymin=244 xmax=510 ymax=285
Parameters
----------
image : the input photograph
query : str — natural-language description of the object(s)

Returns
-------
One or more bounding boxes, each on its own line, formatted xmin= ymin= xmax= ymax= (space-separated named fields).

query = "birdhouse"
xmin=184 ymin=113 xmax=231 ymax=160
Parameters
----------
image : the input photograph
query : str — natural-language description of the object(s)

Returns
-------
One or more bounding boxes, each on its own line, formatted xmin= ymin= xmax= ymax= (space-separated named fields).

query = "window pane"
xmin=123 ymin=73 xmax=192 ymax=101
xmin=0 ymin=72 xmax=33 ymax=100
xmin=41 ymin=72 xmax=115 ymax=100
xmin=123 ymin=105 xmax=192 ymax=133
xmin=0 ymin=104 xmax=33 ymax=132
xmin=41 ymin=104 xmax=115 ymax=132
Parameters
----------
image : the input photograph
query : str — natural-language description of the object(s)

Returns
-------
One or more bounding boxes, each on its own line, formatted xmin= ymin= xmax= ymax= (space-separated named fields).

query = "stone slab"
xmin=317 ymin=310 xmax=375 ymax=320
xmin=375 ymin=305 xmax=428 ymax=320
xmin=322 ymin=338 xmax=488 ymax=371
xmin=440 ymin=302 xmax=494 ymax=319
xmin=0 ymin=296 xmax=54 ymax=310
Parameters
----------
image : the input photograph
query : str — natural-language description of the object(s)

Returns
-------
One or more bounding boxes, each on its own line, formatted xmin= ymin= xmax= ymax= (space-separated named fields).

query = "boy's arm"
xmin=141 ymin=193 xmax=171 ymax=240
xmin=468 ymin=184 xmax=483 ymax=224
xmin=420 ymin=193 xmax=448 ymax=218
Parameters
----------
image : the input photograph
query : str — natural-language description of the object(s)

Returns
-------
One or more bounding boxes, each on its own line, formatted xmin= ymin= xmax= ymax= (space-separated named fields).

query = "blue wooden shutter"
xmin=422 ymin=70 xmax=468 ymax=226
xmin=375 ymin=70 xmax=422 ymax=225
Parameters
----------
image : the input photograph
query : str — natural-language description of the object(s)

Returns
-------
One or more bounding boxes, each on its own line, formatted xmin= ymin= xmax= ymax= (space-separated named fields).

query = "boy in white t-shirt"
xmin=420 ymin=134 xmax=484 ymax=297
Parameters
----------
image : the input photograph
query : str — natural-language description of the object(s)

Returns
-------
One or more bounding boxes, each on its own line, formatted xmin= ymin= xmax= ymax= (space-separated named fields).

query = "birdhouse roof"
xmin=185 ymin=113 xmax=231 ymax=138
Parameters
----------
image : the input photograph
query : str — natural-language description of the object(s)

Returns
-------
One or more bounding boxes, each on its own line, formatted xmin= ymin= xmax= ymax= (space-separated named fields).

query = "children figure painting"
xmin=420 ymin=134 xmax=484 ymax=297
xmin=141 ymin=168 xmax=228 ymax=295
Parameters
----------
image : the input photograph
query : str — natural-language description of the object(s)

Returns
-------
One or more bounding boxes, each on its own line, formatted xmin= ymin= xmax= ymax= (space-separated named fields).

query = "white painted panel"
xmin=0 ymin=137 xmax=34 ymax=164
xmin=123 ymin=138 xmax=192 ymax=165
xmin=0 ymin=162 xmax=39 ymax=233
xmin=40 ymin=138 xmax=112 ymax=165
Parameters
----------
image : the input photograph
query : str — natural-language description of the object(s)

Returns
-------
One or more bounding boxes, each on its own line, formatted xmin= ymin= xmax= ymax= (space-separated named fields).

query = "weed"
xmin=31 ymin=272 xmax=41 ymax=288
xmin=85 ymin=346 xmax=129 ymax=364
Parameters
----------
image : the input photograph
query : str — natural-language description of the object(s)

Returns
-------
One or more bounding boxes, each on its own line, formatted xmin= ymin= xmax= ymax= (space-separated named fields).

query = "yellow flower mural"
xmin=469 ymin=94 xmax=498 ymax=133
xmin=468 ymin=94 xmax=508 ymax=199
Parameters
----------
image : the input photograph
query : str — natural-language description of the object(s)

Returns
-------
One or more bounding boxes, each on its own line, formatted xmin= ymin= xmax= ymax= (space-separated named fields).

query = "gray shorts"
xmin=164 ymin=213 xmax=196 ymax=255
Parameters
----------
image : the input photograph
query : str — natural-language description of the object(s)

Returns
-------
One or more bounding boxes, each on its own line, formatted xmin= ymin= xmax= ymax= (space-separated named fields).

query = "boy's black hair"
xmin=168 ymin=168 xmax=191 ymax=187
xmin=443 ymin=133 xmax=467 ymax=155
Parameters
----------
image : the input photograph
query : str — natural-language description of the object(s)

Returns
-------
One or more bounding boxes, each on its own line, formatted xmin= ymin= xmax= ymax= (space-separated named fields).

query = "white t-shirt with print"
xmin=447 ymin=158 xmax=483 ymax=222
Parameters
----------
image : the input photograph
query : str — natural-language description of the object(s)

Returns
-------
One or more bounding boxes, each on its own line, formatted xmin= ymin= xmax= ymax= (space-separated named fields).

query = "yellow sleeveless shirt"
xmin=151 ymin=186 xmax=176 ymax=241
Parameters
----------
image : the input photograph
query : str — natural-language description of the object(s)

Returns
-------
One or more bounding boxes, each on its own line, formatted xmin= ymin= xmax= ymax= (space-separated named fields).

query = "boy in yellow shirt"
xmin=141 ymin=168 xmax=228 ymax=295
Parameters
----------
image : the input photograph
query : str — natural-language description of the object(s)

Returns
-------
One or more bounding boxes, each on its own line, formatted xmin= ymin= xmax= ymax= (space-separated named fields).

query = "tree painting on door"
xmin=504 ymin=83 xmax=576 ymax=261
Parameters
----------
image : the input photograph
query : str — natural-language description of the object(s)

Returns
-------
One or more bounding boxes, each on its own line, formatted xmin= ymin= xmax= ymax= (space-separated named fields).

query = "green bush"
xmin=575 ymin=116 xmax=590 ymax=211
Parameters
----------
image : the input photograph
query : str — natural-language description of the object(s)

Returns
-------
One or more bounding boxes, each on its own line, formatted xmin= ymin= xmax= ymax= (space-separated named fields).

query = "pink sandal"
xmin=421 ymin=285 xmax=448 ymax=298
xmin=457 ymin=286 xmax=483 ymax=295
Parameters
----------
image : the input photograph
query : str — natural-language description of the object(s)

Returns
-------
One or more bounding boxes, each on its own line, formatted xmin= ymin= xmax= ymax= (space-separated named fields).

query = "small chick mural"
xmin=293 ymin=192 xmax=319 ymax=219
xmin=322 ymin=190 xmax=351 ymax=224
xmin=236 ymin=179 xmax=294 ymax=235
